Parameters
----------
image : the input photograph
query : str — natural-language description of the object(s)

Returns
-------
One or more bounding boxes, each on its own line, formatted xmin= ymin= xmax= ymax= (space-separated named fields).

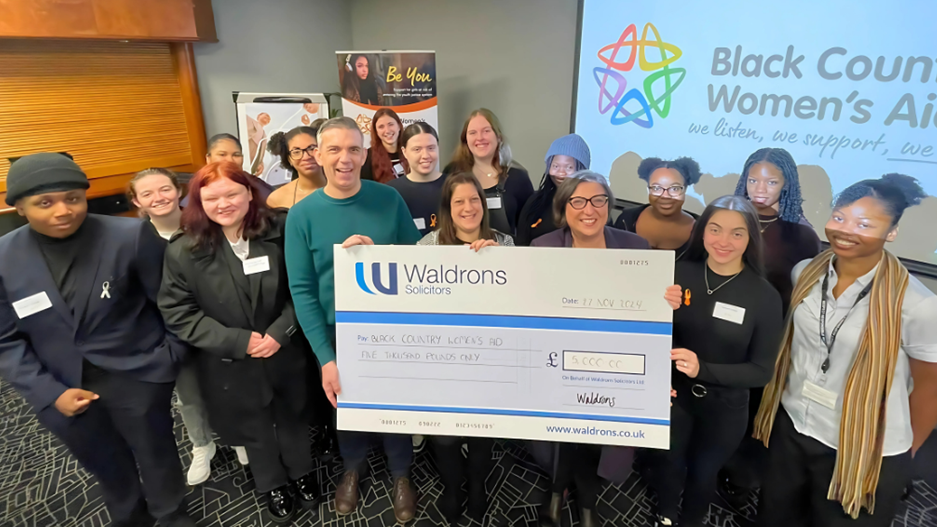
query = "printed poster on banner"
xmin=574 ymin=0 xmax=937 ymax=265
xmin=234 ymin=93 xmax=330 ymax=187
xmin=336 ymin=51 xmax=437 ymax=144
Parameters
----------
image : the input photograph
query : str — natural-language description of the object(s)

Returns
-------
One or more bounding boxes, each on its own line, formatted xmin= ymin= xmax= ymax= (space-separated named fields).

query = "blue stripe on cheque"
xmin=335 ymin=311 xmax=671 ymax=335
xmin=338 ymin=402 xmax=670 ymax=426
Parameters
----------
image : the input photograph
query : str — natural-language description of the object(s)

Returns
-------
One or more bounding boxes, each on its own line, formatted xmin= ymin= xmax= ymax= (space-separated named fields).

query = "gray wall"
xmin=193 ymin=0 xmax=352 ymax=137
xmin=348 ymin=0 xmax=579 ymax=181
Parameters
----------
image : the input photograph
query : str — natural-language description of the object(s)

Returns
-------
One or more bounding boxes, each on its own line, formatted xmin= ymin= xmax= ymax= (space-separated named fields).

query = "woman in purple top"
xmin=531 ymin=171 xmax=681 ymax=527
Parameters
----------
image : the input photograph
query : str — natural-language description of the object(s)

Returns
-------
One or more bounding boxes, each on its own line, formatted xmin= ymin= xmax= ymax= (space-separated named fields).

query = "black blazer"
xmin=0 ymin=215 xmax=180 ymax=413
xmin=158 ymin=212 xmax=306 ymax=442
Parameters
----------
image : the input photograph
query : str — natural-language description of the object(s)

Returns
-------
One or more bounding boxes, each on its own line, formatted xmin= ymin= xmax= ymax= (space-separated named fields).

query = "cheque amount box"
xmin=563 ymin=351 xmax=646 ymax=375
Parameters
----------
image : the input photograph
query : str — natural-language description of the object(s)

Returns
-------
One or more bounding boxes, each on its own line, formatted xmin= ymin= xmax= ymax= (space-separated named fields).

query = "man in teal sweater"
xmin=284 ymin=117 xmax=421 ymax=523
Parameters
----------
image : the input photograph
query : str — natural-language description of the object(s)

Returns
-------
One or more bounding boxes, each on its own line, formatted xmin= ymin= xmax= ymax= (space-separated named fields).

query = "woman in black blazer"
xmin=158 ymin=162 xmax=317 ymax=524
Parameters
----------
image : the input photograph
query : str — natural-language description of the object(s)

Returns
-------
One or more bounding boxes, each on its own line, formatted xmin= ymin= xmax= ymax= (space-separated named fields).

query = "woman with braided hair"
xmin=755 ymin=173 xmax=937 ymax=527
xmin=720 ymin=148 xmax=823 ymax=499
xmin=733 ymin=147 xmax=822 ymax=311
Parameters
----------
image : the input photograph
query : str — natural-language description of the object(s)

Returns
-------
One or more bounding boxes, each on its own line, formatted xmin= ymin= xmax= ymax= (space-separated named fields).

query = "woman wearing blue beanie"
xmin=515 ymin=134 xmax=591 ymax=246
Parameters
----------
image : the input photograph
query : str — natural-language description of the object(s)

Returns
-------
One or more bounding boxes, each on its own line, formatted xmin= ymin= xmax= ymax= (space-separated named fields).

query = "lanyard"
xmin=818 ymin=272 xmax=872 ymax=373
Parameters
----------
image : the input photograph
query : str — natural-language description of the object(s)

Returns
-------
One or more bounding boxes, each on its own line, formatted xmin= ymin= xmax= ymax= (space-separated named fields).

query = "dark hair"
xmin=528 ymin=157 xmax=588 ymax=223
xmin=401 ymin=121 xmax=439 ymax=148
xmin=369 ymin=109 xmax=409 ymax=184
xmin=637 ymin=157 xmax=701 ymax=186
xmin=207 ymin=133 xmax=241 ymax=154
xmin=342 ymin=54 xmax=380 ymax=105
xmin=684 ymin=195 xmax=765 ymax=277
xmin=833 ymin=173 xmax=925 ymax=227
xmin=450 ymin=108 xmax=506 ymax=178
xmin=733 ymin=148 xmax=804 ymax=223
xmin=553 ymin=171 xmax=614 ymax=229
xmin=436 ymin=172 xmax=495 ymax=245
xmin=267 ymin=125 xmax=321 ymax=178
xmin=181 ymin=162 xmax=275 ymax=251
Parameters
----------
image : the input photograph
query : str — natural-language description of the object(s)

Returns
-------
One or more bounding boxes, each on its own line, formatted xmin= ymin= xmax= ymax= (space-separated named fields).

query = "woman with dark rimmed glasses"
xmin=532 ymin=171 xmax=682 ymax=527
xmin=613 ymin=157 xmax=701 ymax=259
xmin=266 ymin=125 xmax=327 ymax=209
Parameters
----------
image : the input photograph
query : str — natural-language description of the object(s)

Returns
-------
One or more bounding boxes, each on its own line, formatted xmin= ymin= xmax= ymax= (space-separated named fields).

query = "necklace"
xmin=759 ymin=216 xmax=779 ymax=233
xmin=705 ymin=264 xmax=742 ymax=295
xmin=292 ymin=181 xmax=315 ymax=206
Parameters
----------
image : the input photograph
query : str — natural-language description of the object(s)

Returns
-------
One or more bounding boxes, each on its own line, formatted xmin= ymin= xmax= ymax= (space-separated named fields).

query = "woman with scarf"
xmin=754 ymin=173 xmax=937 ymax=527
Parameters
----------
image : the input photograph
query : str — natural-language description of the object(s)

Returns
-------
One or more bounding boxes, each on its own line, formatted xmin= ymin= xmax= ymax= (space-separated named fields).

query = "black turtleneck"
xmin=31 ymin=219 xmax=96 ymax=314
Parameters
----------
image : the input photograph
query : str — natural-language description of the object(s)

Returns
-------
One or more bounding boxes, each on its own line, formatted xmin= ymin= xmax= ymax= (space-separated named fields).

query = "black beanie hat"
xmin=5 ymin=153 xmax=90 ymax=206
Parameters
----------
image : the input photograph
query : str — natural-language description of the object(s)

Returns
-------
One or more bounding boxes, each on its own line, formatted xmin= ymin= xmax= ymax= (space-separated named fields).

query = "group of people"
xmin=0 ymin=105 xmax=935 ymax=527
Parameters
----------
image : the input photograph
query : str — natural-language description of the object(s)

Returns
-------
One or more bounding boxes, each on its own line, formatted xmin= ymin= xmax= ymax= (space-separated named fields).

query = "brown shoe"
xmin=392 ymin=476 xmax=417 ymax=523
xmin=334 ymin=471 xmax=359 ymax=516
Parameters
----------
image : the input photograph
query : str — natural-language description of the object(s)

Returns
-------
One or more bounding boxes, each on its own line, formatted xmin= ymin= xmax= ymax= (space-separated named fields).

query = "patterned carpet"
xmin=2 ymin=380 xmax=935 ymax=527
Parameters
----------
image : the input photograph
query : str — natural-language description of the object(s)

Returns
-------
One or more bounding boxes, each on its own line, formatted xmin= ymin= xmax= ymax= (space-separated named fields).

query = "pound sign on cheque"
xmin=546 ymin=352 xmax=559 ymax=368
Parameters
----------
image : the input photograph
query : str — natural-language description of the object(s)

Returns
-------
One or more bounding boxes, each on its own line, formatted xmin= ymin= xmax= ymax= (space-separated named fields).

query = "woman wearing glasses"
xmin=266 ymin=125 xmax=327 ymax=209
xmin=613 ymin=157 xmax=701 ymax=258
xmin=515 ymin=134 xmax=591 ymax=246
xmin=532 ymin=172 xmax=681 ymax=527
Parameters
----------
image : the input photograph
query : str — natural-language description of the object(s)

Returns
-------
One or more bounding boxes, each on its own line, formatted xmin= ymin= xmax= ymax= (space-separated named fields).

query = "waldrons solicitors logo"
xmin=593 ymin=22 xmax=685 ymax=128
xmin=355 ymin=262 xmax=508 ymax=296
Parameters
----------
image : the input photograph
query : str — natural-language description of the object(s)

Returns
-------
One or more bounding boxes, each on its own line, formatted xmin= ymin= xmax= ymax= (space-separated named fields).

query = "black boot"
xmin=265 ymin=485 xmax=296 ymax=524
xmin=292 ymin=472 xmax=320 ymax=509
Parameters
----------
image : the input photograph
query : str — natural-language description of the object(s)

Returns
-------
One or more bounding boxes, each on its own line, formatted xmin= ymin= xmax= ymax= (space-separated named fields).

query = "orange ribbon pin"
xmin=430 ymin=214 xmax=437 ymax=228
xmin=684 ymin=289 xmax=691 ymax=306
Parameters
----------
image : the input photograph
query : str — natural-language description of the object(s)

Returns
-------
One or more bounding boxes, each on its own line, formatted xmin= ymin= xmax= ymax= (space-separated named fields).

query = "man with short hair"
xmin=285 ymin=117 xmax=421 ymax=523
xmin=0 ymin=153 xmax=192 ymax=527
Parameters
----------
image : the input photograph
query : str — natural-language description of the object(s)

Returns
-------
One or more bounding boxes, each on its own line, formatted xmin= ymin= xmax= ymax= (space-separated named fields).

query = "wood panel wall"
xmin=0 ymin=40 xmax=207 ymax=211
xmin=0 ymin=0 xmax=217 ymax=41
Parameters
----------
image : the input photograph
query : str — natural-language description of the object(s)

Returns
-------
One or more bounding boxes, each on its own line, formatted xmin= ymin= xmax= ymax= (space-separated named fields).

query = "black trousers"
xmin=554 ymin=443 xmax=602 ymax=510
xmin=654 ymin=383 xmax=749 ymax=525
xmin=305 ymin=352 xmax=334 ymax=431
xmin=721 ymin=386 xmax=769 ymax=488
xmin=37 ymin=363 xmax=186 ymax=524
xmin=758 ymin=409 xmax=912 ymax=527
xmin=433 ymin=436 xmax=493 ymax=510
xmin=244 ymin=394 xmax=315 ymax=493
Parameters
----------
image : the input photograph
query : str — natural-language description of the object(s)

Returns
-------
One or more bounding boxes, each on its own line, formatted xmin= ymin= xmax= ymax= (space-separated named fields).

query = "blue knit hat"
xmin=544 ymin=133 xmax=591 ymax=173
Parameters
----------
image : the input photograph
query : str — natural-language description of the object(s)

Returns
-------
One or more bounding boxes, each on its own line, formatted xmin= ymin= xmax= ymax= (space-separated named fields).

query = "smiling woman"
xmin=361 ymin=108 xmax=409 ymax=184
xmin=651 ymin=195 xmax=783 ymax=527
xmin=754 ymin=173 xmax=937 ymax=527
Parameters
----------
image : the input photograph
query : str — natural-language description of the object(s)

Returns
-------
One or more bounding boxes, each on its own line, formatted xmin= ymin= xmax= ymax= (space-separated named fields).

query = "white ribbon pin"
xmin=101 ymin=281 xmax=111 ymax=299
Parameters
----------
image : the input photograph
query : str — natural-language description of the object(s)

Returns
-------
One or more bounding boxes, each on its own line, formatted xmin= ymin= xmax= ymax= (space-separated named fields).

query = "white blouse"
xmin=782 ymin=259 xmax=937 ymax=455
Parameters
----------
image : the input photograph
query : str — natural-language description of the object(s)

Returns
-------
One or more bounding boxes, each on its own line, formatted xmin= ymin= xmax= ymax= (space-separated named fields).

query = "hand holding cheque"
xmin=332 ymin=244 xmax=677 ymax=448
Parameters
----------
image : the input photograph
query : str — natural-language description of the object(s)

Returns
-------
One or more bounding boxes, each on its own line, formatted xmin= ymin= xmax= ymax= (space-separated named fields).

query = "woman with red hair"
xmin=158 ymin=162 xmax=318 ymax=524
xmin=361 ymin=108 xmax=409 ymax=183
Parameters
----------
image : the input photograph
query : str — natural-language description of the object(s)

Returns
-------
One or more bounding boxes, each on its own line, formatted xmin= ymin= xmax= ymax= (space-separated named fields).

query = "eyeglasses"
xmin=567 ymin=195 xmax=609 ymax=210
xmin=288 ymin=145 xmax=317 ymax=160
xmin=648 ymin=185 xmax=685 ymax=197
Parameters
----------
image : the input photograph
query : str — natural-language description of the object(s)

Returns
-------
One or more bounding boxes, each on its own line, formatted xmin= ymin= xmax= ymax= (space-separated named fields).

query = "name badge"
xmin=393 ymin=163 xmax=406 ymax=177
xmin=12 ymin=292 xmax=53 ymax=320
xmin=413 ymin=217 xmax=426 ymax=230
xmin=712 ymin=302 xmax=745 ymax=324
xmin=243 ymin=256 xmax=270 ymax=275
xmin=803 ymin=379 xmax=838 ymax=409
xmin=487 ymin=197 xmax=502 ymax=210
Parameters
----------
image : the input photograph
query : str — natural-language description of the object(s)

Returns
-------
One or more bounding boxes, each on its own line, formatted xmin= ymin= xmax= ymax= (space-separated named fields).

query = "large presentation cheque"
xmin=333 ymin=245 xmax=674 ymax=448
